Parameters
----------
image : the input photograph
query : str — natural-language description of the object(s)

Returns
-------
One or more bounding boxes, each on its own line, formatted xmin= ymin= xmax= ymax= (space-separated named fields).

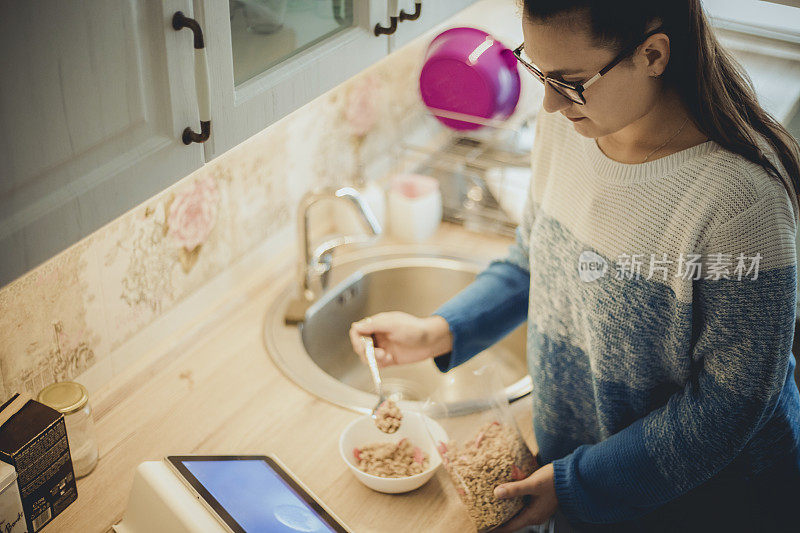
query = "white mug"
xmin=388 ymin=174 xmax=442 ymax=242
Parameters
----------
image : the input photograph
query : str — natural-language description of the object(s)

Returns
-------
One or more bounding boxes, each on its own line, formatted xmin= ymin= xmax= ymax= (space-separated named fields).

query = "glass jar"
xmin=37 ymin=382 xmax=99 ymax=479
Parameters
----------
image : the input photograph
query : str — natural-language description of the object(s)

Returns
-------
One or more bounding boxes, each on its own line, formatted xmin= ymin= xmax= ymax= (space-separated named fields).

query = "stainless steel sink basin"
xmin=263 ymin=244 xmax=530 ymax=416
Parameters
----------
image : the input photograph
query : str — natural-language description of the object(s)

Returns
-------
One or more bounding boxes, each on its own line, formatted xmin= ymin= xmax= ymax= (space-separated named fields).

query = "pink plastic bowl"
xmin=419 ymin=27 xmax=521 ymax=130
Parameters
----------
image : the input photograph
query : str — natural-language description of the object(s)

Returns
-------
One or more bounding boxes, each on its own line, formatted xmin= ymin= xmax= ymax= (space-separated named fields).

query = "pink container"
xmin=419 ymin=27 xmax=521 ymax=131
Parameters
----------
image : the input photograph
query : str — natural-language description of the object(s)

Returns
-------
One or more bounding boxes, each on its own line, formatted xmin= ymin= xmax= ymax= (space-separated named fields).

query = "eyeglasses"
xmin=512 ymin=27 xmax=665 ymax=105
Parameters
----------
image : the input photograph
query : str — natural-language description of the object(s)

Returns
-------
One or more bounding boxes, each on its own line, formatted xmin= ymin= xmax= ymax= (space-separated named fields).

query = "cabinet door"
xmin=0 ymin=0 xmax=205 ymax=286
xmin=198 ymin=0 xmax=390 ymax=160
xmin=388 ymin=0 xmax=480 ymax=52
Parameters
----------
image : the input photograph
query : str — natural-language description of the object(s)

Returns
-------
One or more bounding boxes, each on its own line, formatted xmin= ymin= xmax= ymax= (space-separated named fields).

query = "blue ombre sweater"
xmin=432 ymin=110 xmax=800 ymax=530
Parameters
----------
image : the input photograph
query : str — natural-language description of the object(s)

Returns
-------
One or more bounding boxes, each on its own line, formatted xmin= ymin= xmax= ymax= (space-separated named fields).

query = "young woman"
xmin=349 ymin=0 xmax=800 ymax=530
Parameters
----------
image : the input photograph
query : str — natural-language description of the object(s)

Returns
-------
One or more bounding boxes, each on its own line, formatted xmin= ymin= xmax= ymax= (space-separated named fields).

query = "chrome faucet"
xmin=284 ymin=186 xmax=382 ymax=324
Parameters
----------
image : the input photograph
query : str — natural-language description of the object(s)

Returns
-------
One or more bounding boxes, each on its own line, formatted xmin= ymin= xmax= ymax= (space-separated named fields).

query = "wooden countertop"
xmin=50 ymin=222 xmax=539 ymax=533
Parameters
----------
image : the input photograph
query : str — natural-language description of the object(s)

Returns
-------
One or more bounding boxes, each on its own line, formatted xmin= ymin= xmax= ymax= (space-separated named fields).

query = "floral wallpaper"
xmin=0 ymin=35 xmax=429 ymax=402
xmin=167 ymin=177 xmax=221 ymax=272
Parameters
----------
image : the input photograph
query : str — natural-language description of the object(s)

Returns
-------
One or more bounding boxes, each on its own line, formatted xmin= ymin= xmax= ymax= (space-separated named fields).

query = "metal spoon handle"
xmin=362 ymin=335 xmax=382 ymax=396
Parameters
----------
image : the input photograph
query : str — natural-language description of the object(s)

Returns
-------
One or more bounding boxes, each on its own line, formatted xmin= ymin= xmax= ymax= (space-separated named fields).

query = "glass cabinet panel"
xmin=229 ymin=0 xmax=354 ymax=86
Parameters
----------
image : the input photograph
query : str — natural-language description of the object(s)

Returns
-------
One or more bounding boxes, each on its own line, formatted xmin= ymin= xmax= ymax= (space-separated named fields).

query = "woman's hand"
xmin=348 ymin=312 xmax=452 ymax=368
xmin=491 ymin=463 xmax=559 ymax=532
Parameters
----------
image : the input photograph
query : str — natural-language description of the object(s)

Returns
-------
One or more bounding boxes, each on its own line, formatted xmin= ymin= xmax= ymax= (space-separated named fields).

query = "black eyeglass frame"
xmin=512 ymin=27 xmax=666 ymax=105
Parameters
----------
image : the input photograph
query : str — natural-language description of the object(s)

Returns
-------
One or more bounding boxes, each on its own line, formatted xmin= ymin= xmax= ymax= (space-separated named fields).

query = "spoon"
xmin=362 ymin=335 xmax=387 ymax=423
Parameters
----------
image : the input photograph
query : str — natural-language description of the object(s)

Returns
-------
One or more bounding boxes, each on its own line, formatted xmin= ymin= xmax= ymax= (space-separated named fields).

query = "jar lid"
xmin=37 ymin=382 xmax=88 ymax=415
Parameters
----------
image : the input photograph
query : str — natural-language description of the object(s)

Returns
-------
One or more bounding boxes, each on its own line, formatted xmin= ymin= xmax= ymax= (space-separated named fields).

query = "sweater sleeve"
xmin=430 ymin=259 xmax=530 ymax=373
xmin=550 ymin=193 xmax=798 ymax=523
xmin=430 ymin=173 xmax=536 ymax=373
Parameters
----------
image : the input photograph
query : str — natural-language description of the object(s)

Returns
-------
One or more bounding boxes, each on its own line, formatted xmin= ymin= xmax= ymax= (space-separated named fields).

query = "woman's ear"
xmin=640 ymin=33 xmax=671 ymax=77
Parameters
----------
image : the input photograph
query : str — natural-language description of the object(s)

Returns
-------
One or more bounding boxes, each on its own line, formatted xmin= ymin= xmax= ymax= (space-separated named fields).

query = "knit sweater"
xmin=432 ymin=109 xmax=800 ymax=530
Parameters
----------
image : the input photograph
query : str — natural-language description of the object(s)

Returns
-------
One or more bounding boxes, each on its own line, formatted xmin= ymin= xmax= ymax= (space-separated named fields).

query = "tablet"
xmin=165 ymin=455 xmax=351 ymax=533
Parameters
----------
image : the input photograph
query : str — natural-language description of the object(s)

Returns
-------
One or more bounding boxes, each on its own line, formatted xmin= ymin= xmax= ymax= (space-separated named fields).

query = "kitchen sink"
xmin=263 ymin=243 xmax=530 ymax=416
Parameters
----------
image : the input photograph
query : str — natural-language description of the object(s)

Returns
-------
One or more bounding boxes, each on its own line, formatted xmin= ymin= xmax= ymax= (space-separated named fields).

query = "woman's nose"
xmin=542 ymin=83 xmax=572 ymax=114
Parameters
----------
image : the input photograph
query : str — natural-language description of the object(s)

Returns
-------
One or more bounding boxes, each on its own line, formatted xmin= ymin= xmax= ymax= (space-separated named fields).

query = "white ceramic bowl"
xmin=339 ymin=411 xmax=448 ymax=494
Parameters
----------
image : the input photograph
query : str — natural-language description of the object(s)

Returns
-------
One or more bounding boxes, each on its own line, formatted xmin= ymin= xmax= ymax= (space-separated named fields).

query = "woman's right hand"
xmin=348 ymin=312 xmax=453 ymax=368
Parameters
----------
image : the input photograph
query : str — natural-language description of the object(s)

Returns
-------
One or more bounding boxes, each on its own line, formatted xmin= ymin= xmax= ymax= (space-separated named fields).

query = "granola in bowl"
xmin=353 ymin=437 xmax=430 ymax=478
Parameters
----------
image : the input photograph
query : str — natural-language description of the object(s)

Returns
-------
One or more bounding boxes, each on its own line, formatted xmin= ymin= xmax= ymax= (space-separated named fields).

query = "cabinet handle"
xmin=173 ymin=11 xmax=212 ymax=145
xmin=399 ymin=2 xmax=422 ymax=22
xmin=172 ymin=11 xmax=204 ymax=49
xmin=183 ymin=121 xmax=211 ymax=145
xmin=374 ymin=16 xmax=398 ymax=36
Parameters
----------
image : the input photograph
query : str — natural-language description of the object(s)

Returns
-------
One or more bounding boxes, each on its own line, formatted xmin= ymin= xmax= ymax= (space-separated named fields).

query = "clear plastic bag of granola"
xmin=421 ymin=363 xmax=537 ymax=532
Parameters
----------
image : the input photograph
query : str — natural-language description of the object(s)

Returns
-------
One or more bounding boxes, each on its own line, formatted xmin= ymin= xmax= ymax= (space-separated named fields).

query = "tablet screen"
xmin=167 ymin=455 xmax=348 ymax=533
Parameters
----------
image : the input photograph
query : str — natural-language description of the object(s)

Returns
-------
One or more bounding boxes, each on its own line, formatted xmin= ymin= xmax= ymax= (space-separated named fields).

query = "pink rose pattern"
xmin=345 ymin=74 xmax=380 ymax=137
xmin=167 ymin=177 xmax=220 ymax=251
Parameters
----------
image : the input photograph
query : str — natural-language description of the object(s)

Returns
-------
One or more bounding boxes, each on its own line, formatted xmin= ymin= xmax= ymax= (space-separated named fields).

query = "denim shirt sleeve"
xmin=430 ymin=186 xmax=535 ymax=373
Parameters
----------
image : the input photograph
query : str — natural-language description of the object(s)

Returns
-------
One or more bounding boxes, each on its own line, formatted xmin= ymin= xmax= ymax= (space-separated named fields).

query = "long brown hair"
xmin=523 ymin=0 xmax=800 ymax=219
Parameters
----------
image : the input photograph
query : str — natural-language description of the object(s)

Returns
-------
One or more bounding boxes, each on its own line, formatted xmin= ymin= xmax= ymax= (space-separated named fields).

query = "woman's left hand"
xmin=491 ymin=463 xmax=559 ymax=532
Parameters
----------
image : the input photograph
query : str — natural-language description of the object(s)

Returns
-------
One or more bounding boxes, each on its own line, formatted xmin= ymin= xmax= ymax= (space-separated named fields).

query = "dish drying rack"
xmin=388 ymin=106 xmax=538 ymax=239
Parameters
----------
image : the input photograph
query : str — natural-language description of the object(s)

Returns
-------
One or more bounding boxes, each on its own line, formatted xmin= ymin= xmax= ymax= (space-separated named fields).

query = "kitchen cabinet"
xmin=706 ymin=0 xmax=800 ymax=42
xmin=0 ymin=0 xmax=205 ymax=287
xmin=197 ymin=0 xmax=391 ymax=160
xmin=198 ymin=0 xmax=485 ymax=160
xmin=0 ymin=0 xmax=489 ymax=287
xmin=387 ymin=0 xmax=481 ymax=52
xmin=705 ymin=0 xmax=800 ymax=124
